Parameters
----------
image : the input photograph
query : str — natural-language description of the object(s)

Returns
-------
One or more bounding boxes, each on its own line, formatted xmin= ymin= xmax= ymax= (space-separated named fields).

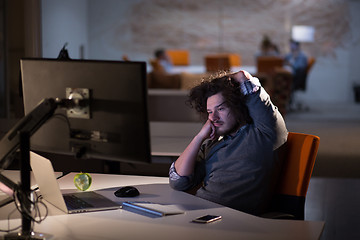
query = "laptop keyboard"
xmin=63 ymin=194 xmax=94 ymax=210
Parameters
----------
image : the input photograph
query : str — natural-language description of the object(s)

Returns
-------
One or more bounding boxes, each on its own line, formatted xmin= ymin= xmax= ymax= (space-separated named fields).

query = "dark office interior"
xmin=0 ymin=1 xmax=359 ymax=239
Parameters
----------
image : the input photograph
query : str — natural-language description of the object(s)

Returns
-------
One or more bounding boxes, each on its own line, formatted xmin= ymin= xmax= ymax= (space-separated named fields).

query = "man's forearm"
xmin=174 ymin=134 xmax=204 ymax=176
xmin=175 ymin=119 xmax=214 ymax=176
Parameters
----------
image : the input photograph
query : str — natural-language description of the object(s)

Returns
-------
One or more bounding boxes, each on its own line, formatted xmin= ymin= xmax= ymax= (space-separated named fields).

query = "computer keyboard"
xmin=63 ymin=194 xmax=94 ymax=209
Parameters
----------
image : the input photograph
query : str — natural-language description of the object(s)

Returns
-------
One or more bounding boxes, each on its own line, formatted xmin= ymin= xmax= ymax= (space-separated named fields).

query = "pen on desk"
xmin=122 ymin=202 xmax=165 ymax=217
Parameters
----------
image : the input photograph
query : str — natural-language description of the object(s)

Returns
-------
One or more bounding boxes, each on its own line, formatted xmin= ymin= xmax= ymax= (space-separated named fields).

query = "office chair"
xmin=256 ymin=56 xmax=284 ymax=75
xmin=255 ymin=56 xmax=285 ymax=95
xmin=204 ymin=55 xmax=231 ymax=73
xmin=148 ymin=59 xmax=181 ymax=89
xmin=263 ymin=132 xmax=320 ymax=220
xmin=289 ymin=57 xmax=316 ymax=111
xmin=228 ymin=53 xmax=242 ymax=67
xmin=270 ymin=69 xmax=293 ymax=116
xmin=204 ymin=53 xmax=241 ymax=73
xmin=306 ymin=57 xmax=316 ymax=76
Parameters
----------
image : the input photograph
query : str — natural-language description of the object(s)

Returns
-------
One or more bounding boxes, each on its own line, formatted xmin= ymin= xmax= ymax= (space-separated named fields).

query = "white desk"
xmin=0 ymin=172 xmax=324 ymax=240
xmin=147 ymin=65 xmax=257 ymax=75
xmin=168 ymin=65 xmax=257 ymax=75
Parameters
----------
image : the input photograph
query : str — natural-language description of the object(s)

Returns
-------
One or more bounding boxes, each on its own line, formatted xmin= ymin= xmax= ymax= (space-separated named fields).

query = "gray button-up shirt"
xmin=169 ymin=78 xmax=288 ymax=215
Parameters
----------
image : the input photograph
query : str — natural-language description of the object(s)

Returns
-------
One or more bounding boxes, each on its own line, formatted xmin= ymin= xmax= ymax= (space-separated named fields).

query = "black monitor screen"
xmin=20 ymin=58 xmax=150 ymax=164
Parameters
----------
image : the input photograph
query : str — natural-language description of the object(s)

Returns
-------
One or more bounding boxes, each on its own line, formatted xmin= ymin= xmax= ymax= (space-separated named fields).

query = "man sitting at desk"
xmin=169 ymin=70 xmax=288 ymax=216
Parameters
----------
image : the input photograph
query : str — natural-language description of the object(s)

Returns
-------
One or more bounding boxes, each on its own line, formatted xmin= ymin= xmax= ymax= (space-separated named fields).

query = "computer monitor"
xmin=20 ymin=58 xmax=151 ymax=164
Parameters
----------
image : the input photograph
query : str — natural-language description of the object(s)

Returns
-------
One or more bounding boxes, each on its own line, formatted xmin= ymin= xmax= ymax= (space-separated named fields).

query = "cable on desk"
xmin=14 ymin=189 xmax=48 ymax=224
xmin=0 ymin=207 xmax=21 ymax=233
xmin=0 ymin=189 xmax=48 ymax=233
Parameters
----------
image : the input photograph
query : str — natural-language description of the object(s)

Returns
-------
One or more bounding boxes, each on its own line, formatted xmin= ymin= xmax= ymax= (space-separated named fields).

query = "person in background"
xmin=148 ymin=49 xmax=180 ymax=88
xmin=154 ymin=48 xmax=173 ymax=73
xmin=169 ymin=70 xmax=288 ymax=216
xmin=255 ymin=35 xmax=280 ymax=58
xmin=284 ymin=39 xmax=308 ymax=91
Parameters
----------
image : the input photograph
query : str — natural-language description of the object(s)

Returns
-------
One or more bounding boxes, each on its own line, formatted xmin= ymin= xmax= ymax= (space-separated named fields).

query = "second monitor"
xmin=20 ymin=58 xmax=151 ymax=164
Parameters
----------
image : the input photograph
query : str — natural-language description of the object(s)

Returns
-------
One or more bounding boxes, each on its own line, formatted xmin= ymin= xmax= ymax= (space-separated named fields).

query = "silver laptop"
xmin=30 ymin=152 xmax=120 ymax=214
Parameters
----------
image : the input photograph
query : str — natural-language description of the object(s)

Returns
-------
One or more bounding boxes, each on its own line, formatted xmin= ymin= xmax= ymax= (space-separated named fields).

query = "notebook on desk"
xmin=30 ymin=152 xmax=120 ymax=214
xmin=122 ymin=201 xmax=184 ymax=217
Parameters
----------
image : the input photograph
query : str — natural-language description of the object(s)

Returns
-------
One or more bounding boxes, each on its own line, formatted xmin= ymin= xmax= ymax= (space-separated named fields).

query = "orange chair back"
xmin=277 ymin=132 xmax=320 ymax=197
xmin=256 ymin=56 xmax=284 ymax=75
xmin=204 ymin=53 xmax=241 ymax=73
xmin=205 ymin=55 xmax=231 ymax=72
xmin=228 ymin=53 xmax=242 ymax=66
xmin=166 ymin=50 xmax=190 ymax=66
xmin=268 ymin=132 xmax=320 ymax=219
xmin=306 ymin=57 xmax=316 ymax=74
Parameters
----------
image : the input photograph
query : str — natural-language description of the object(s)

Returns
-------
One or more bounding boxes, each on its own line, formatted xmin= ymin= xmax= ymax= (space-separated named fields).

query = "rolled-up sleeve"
xmin=244 ymin=77 xmax=288 ymax=150
xmin=169 ymin=142 xmax=208 ymax=192
xmin=240 ymin=77 xmax=260 ymax=95
xmin=169 ymin=162 xmax=194 ymax=191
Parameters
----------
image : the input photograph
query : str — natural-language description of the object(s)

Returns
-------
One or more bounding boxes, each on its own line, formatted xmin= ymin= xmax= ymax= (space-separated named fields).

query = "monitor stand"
xmin=4 ymin=132 xmax=52 ymax=240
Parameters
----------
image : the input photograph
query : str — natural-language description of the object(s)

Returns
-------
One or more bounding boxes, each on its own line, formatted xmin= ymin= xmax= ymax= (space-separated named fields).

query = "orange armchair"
xmin=228 ymin=53 xmax=242 ymax=67
xmin=166 ymin=49 xmax=190 ymax=66
xmin=205 ymin=55 xmax=230 ymax=72
xmin=256 ymin=56 xmax=284 ymax=75
xmin=264 ymin=132 xmax=320 ymax=220
xmin=306 ymin=57 xmax=316 ymax=75
xmin=204 ymin=53 xmax=241 ymax=73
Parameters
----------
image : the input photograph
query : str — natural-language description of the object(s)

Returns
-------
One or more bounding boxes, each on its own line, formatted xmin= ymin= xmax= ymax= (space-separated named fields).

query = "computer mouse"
xmin=114 ymin=186 xmax=140 ymax=198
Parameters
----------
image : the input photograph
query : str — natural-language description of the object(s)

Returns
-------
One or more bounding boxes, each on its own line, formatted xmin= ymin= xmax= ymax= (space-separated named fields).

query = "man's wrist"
xmin=194 ymin=133 xmax=207 ymax=144
xmin=240 ymin=78 xmax=260 ymax=95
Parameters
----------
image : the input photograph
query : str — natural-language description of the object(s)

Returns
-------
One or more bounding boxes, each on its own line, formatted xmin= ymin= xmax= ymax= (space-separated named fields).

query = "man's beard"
xmin=217 ymin=122 xmax=241 ymax=137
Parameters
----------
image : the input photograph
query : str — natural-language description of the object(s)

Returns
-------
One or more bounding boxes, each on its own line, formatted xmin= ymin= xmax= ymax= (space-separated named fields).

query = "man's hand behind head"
xmin=232 ymin=70 xmax=252 ymax=84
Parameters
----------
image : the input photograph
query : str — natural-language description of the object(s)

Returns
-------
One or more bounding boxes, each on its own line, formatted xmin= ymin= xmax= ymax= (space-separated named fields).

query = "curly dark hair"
xmin=187 ymin=73 xmax=252 ymax=124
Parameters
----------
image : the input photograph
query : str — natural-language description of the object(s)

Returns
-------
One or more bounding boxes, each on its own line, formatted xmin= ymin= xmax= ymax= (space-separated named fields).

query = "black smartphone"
xmin=192 ymin=215 xmax=222 ymax=223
